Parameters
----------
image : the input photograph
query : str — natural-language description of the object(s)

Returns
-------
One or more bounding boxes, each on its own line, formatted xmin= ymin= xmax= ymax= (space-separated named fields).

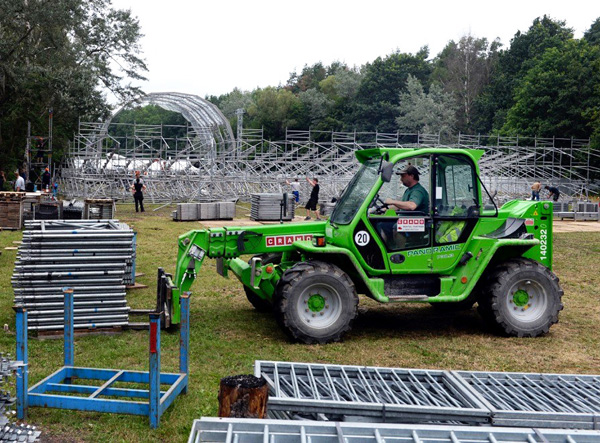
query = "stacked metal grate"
xmin=189 ymin=418 xmax=600 ymax=443
xmin=12 ymin=220 xmax=136 ymax=331
xmin=255 ymin=360 xmax=600 ymax=430
xmin=0 ymin=354 xmax=41 ymax=442
xmin=554 ymin=201 xmax=600 ymax=221
xmin=173 ymin=202 xmax=235 ymax=221
xmin=250 ymin=194 xmax=295 ymax=221
xmin=84 ymin=199 xmax=115 ymax=220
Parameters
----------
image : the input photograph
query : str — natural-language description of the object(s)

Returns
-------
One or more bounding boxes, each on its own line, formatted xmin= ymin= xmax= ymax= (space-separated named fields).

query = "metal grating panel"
xmin=255 ymin=361 xmax=489 ymax=424
xmin=454 ymin=370 xmax=600 ymax=429
xmin=188 ymin=418 xmax=600 ymax=443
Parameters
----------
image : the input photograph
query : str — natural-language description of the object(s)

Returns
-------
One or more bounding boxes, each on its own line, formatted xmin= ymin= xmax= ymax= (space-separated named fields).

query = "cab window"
xmin=435 ymin=155 xmax=478 ymax=217
xmin=368 ymin=156 xmax=432 ymax=251
xmin=434 ymin=155 xmax=479 ymax=244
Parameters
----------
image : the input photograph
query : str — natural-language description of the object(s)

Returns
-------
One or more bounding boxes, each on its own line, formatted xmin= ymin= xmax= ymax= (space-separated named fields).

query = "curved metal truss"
xmin=61 ymin=112 xmax=599 ymax=204
xmin=107 ymin=92 xmax=235 ymax=146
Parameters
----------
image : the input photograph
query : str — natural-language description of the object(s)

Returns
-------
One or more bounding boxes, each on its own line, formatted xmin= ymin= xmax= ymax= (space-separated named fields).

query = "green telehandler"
xmin=167 ymin=147 xmax=563 ymax=344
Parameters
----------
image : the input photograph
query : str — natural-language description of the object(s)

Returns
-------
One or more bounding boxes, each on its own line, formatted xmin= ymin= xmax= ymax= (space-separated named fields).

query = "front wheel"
xmin=274 ymin=261 xmax=358 ymax=344
xmin=478 ymin=258 xmax=563 ymax=337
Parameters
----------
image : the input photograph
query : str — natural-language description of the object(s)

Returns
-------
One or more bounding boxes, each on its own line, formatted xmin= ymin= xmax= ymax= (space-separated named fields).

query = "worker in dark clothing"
xmin=41 ymin=168 xmax=51 ymax=192
xmin=35 ymin=137 xmax=46 ymax=164
xmin=305 ymin=177 xmax=321 ymax=220
xmin=130 ymin=171 xmax=147 ymax=212
xmin=545 ymin=185 xmax=560 ymax=202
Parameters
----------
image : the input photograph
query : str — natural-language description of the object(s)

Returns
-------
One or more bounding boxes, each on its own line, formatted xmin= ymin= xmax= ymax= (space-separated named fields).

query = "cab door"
xmin=367 ymin=156 xmax=434 ymax=273
xmin=431 ymin=154 xmax=480 ymax=273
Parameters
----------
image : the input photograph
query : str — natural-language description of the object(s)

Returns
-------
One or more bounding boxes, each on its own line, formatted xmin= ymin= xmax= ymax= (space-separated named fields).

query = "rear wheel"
xmin=478 ymin=258 xmax=563 ymax=337
xmin=243 ymin=253 xmax=281 ymax=312
xmin=275 ymin=261 xmax=358 ymax=344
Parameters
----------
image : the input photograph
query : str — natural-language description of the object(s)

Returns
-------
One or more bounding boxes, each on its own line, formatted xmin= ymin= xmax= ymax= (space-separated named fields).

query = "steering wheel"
xmin=372 ymin=195 xmax=389 ymax=215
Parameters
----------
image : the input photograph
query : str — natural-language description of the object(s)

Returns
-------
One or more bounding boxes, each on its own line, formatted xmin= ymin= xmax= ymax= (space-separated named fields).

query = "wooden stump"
xmin=218 ymin=374 xmax=268 ymax=418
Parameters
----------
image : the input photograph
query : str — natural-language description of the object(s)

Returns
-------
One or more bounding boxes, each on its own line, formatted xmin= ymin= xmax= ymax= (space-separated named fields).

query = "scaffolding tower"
xmin=25 ymin=110 xmax=53 ymax=190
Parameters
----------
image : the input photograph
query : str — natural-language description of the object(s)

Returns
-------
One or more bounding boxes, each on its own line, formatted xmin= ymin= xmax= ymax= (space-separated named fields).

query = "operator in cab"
xmin=385 ymin=165 xmax=429 ymax=213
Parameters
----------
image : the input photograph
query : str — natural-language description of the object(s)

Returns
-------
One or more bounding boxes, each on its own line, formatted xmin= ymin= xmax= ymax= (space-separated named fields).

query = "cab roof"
xmin=355 ymin=147 xmax=485 ymax=164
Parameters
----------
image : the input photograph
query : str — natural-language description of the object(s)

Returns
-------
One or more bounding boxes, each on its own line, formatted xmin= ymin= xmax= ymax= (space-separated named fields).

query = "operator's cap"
xmin=397 ymin=165 xmax=419 ymax=177
xmin=45 ymin=167 xmax=49 ymax=171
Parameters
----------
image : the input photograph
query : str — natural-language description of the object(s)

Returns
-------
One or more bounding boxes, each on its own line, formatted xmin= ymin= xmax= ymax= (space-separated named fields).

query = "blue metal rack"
xmin=15 ymin=287 xmax=190 ymax=428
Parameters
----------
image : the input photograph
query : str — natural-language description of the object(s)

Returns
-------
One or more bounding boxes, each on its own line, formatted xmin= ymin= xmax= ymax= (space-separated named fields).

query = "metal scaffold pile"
xmin=250 ymin=194 xmax=295 ymax=221
xmin=0 ymin=355 xmax=41 ymax=442
xmin=255 ymin=361 xmax=600 ymax=429
xmin=188 ymin=361 xmax=600 ymax=441
xmin=256 ymin=360 xmax=488 ymax=424
xmin=188 ymin=418 xmax=600 ymax=443
xmin=11 ymin=220 xmax=136 ymax=331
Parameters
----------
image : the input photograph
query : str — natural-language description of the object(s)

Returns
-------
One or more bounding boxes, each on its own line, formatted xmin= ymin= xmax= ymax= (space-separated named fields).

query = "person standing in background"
xmin=42 ymin=167 xmax=51 ymax=192
xmin=304 ymin=177 xmax=321 ymax=220
xmin=286 ymin=178 xmax=301 ymax=205
xmin=130 ymin=170 xmax=146 ymax=212
xmin=0 ymin=171 xmax=6 ymax=191
xmin=531 ymin=181 xmax=542 ymax=201
xmin=14 ymin=170 xmax=25 ymax=191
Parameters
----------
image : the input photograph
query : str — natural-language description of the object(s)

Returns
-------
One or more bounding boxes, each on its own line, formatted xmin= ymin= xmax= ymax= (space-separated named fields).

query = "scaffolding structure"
xmin=25 ymin=110 xmax=53 ymax=190
xmin=60 ymin=95 xmax=600 ymax=204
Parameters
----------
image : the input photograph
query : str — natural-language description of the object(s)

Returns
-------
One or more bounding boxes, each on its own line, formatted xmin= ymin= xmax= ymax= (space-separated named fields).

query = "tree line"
xmin=1 ymin=4 xmax=599 ymax=177
xmin=209 ymin=15 xmax=600 ymax=152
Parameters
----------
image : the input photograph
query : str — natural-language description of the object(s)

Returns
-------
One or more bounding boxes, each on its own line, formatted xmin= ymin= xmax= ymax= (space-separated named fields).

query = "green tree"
xmin=247 ymin=87 xmax=303 ymax=139
xmin=353 ymin=48 xmax=431 ymax=132
xmin=208 ymin=88 xmax=255 ymax=134
xmin=584 ymin=17 xmax=600 ymax=46
xmin=396 ymin=75 xmax=458 ymax=136
xmin=433 ymin=35 xmax=500 ymax=132
xmin=298 ymin=88 xmax=333 ymax=126
xmin=0 ymin=0 xmax=146 ymax=171
xmin=474 ymin=15 xmax=573 ymax=132
xmin=502 ymin=39 xmax=600 ymax=138
xmin=286 ymin=62 xmax=327 ymax=93
xmin=111 ymin=105 xmax=188 ymax=139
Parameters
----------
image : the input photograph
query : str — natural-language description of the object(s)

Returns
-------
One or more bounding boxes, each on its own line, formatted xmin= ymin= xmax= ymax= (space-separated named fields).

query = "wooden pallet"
xmin=0 ymin=200 xmax=23 ymax=229
xmin=34 ymin=326 xmax=124 ymax=339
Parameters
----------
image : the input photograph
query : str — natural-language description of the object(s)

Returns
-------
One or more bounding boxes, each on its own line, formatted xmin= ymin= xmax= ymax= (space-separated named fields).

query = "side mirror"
xmin=380 ymin=161 xmax=394 ymax=183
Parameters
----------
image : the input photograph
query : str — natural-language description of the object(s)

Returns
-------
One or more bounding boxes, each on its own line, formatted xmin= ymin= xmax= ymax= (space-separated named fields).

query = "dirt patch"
xmin=553 ymin=220 xmax=600 ymax=233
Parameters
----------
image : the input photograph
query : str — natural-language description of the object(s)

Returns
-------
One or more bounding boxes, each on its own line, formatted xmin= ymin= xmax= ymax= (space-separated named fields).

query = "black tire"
xmin=478 ymin=258 xmax=563 ymax=337
xmin=274 ymin=261 xmax=358 ymax=344
xmin=243 ymin=253 xmax=282 ymax=312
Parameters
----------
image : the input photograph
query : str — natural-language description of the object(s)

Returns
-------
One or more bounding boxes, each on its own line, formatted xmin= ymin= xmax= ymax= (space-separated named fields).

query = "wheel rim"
xmin=505 ymin=279 xmax=549 ymax=322
xmin=297 ymin=283 xmax=343 ymax=329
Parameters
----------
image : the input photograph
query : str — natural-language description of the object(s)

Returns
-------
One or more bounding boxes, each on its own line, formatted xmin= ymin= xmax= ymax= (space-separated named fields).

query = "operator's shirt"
xmin=402 ymin=182 xmax=429 ymax=214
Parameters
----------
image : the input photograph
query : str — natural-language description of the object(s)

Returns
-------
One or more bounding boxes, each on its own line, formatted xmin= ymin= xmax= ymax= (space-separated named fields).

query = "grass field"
xmin=0 ymin=203 xmax=599 ymax=442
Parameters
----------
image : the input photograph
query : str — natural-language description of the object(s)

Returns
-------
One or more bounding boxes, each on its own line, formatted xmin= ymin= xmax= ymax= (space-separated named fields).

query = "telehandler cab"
xmin=169 ymin=147 xmax=563 ymax=344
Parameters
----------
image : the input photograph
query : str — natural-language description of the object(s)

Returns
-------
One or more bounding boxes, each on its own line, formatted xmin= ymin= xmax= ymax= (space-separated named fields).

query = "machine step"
xmin=387 ymin=294 xmax=430 ymax=301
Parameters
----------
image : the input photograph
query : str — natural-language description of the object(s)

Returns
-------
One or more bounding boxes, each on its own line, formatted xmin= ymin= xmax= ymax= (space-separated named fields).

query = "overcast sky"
xmin=109 ymin=0 xmax=600 ymax=101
